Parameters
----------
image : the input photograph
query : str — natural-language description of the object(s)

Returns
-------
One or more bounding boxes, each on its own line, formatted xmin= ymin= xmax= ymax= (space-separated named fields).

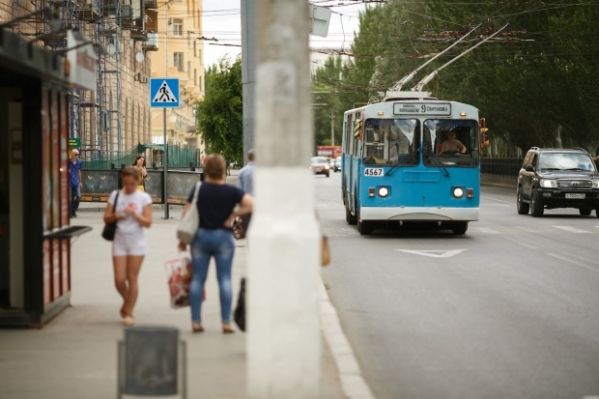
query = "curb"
xmin=481 ymin=175 xmax=517 ymax=189
xmin=320 ymin=280 xmax=376 ymax=399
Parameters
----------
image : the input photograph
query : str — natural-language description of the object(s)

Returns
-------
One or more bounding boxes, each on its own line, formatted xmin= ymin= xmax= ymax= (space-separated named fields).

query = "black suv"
xmin=517 ymin=147 xmax=599 ymax=217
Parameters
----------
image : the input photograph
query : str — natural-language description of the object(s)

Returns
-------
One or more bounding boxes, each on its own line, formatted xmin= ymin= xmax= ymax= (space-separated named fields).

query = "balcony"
xmin=142 ymin=33 xmax=158 ymax=51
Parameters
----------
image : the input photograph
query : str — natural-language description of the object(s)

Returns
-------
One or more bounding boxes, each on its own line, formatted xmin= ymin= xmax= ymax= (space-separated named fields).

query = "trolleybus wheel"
xmin=530 ymin=188 xmax=544 ymax=217
xmin=452 ymin=222 xmax=468 ymax=235
xmin=345 ymin=206 xmax=357 ymax=225
xmin=358 ymin=219 xmax=374 ymax=235
xmin=516 ymin=186 xmax=529 ymax=215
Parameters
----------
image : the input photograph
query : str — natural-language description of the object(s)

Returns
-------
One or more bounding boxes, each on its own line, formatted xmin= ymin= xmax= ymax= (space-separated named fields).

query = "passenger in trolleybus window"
xmin=362 ymin=119 xmax=420 ymax=166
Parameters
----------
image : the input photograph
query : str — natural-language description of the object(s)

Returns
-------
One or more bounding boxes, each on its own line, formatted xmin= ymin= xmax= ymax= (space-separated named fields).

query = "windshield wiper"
xmin=563 ymin=168 xmax=588 ymax=171
xmin=427 ymin=148 xmax=450 ymax=177
xmin=540 ymin=168 xmax=561 ymax=171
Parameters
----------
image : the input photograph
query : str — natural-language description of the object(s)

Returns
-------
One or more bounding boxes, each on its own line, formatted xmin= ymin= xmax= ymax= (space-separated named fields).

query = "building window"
xmin=199 ymin=75 xmax=203 ymax=91
xmin=193 ymin=40 xmax=197 ymax=57
xmin=199 ymin=49 xmax=202 ymax=65
xmin=173 ymin=52 xmax=184 ymax=71
xmin=187 ymin=61 xmax=191 ymax=77
xmin=172 ymin=19 xmax=183 ymax=36
xmin=194 ymin=69 xmax=197 ymax=86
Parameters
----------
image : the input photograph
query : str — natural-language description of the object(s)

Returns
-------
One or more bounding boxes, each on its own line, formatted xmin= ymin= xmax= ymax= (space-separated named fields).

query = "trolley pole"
xmin=247 ymin=0 xmax=321 ymax=397
xmin=163 ymin=108 xmax=169 ymax=219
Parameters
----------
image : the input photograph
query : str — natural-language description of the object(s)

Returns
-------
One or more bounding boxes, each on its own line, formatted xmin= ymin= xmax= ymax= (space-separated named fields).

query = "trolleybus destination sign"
xmin=393 ymin=103 xmax=451 ymax=116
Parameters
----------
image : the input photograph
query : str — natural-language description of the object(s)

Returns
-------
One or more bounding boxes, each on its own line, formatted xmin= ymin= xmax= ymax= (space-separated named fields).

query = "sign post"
xmin=150 ymin=77 xmax=180 ymax=219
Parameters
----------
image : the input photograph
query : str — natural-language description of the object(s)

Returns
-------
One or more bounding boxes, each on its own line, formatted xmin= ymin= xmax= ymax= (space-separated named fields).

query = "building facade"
xmin=150 ymin=0 xmax=204 ymax=151
xmin=0 ymin=0 xmax=155 ymax=163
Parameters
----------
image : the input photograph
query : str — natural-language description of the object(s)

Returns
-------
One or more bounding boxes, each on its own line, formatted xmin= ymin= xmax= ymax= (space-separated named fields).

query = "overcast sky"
xmin=202 ymin=0 xmax=365 ymax=67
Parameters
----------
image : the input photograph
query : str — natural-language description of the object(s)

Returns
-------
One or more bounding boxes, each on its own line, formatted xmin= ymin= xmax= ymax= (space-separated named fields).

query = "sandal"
xmin=222 ymin=324 xmax=235 ymax=334
xmin=192 ymin=323 xmax=204 ymax=333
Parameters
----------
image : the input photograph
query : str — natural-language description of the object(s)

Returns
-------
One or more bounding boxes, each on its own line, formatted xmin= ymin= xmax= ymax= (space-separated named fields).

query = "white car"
xmin=333 ymin=157 xmax=341 ymax=172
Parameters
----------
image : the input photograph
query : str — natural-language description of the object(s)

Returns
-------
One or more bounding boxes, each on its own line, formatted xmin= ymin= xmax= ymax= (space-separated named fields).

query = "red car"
xmin=311 ymin=156 xmax=330 ymax=177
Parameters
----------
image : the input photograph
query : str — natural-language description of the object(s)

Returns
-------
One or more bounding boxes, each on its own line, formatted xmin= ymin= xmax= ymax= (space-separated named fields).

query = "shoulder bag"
xmin=177 ymin=182 xmax=201 ymax=244
xmin=101 ymin=190 xmax=120 ymax=241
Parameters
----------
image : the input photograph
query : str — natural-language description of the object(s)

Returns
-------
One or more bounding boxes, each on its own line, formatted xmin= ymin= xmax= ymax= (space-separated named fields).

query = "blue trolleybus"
xmin=341 ymin=91 xmax=481 ymax=235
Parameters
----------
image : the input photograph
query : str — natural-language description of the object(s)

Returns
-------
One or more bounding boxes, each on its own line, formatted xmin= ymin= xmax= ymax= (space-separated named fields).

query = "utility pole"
xmin=330 ymin=113 xmax=335 ymax=146
xmin=241 ymin=0 xmax=256 ymax=164
xmin=247 ymin=0 xmax=321 ymax=398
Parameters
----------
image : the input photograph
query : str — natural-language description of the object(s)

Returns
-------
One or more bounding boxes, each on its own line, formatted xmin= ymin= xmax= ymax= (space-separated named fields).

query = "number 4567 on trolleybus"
xmin=341 ymin=91 xmax=484 ymax=235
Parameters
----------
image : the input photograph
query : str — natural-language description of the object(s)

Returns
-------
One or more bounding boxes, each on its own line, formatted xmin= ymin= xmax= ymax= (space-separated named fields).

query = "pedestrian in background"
xmin=69 ymin=149 xmax=82 ymax=218
xmin=132 ymin=155 xmax=147 ymax=191
xmin=178 ymin=155 xmax=253 ymax=334
xmin=104 ymin=167 xmax=153 ymax=326
xmin=237 ymin=149 xmax=255 ymax=229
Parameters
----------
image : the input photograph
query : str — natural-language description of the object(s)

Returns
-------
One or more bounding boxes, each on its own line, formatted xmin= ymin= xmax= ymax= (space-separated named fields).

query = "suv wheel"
xmin=452 ymin=222 xmax=468 ymax=235
xmin=530 ymin=188 xmax=544 ymax=217
xmin=516 ymin=186 xmax=529 ymax=215
xmin=579 ymin=206 xmax=592 ymax=216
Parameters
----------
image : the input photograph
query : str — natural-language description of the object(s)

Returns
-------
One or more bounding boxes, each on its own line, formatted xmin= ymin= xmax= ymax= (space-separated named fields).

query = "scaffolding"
xmin=2 ymin=0 xmax=149 ymax=164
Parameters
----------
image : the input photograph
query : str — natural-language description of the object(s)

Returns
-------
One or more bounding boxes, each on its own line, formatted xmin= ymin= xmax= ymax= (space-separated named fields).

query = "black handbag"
xmin=101 ymin=191 xmax=120 ymax=241
xmin=233 ymin=278 xmax=246 ymax=332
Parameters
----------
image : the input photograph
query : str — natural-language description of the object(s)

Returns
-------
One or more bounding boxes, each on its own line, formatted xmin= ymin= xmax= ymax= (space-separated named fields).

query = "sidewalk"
xmin=0 ymin=209 xmax=346 ymax=399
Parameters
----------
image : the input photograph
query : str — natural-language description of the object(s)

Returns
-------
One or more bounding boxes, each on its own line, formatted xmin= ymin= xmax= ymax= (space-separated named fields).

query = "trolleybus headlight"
xmin=378 ymin=187 xmax=389 ymax=197
xmin=593 ymin=180 xmax=599 ymax=188
xmin=467 ymin=188 xmax=473 ymax=199
xmin=453 ymin=187 xmax=464 ymax=198
xmin=540 ymin=179 xmax=557 ymax=188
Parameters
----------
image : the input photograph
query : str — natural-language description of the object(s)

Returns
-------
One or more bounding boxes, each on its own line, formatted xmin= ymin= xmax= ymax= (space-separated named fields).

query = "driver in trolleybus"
xmin=439 ymin=129 xmax=466 ymax=155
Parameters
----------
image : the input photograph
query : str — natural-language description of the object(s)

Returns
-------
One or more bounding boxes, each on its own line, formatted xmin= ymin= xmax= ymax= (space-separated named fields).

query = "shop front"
xmin=0 ymin=27 xmax=90 ymax=327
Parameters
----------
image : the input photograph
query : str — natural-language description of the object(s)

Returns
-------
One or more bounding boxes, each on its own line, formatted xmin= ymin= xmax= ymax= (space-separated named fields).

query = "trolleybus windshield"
xmin=423 ymin=119 xmax=479 ymax=167
xmin=362 ymin=119 xmax=420 ymax=166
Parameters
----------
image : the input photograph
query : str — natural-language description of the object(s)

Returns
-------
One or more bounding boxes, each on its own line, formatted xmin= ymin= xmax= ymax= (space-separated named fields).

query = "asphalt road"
xmin=318 ymin=172 xmax=599 ymax=399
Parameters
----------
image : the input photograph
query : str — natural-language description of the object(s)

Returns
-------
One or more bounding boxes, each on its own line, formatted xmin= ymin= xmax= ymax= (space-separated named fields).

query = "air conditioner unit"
xmin=121 ymin=5 xmax=133 ymax=19
xmin=168 ymin=18 xmax=173 ymax=25
xmin=140 ymin=76 xmax=148 ymax=83
xmin=134 ymin=72 xmax=141 ymax=81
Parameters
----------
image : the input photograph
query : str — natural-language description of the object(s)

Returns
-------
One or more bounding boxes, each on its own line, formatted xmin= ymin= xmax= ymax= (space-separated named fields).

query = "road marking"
xmin=562 ymin=252 xmax=599 ymax=266
xmin=474 ymin=227 xmax=501 ymax=234
xmin=547 ymin=253 xmax=599 ymax=274
xmin=499 ymin=235 xmax=538 ymax=249
xmin=481 ymin=195 xmax=513 ymax=204
xmin=554 ymin=226 xmax=592 ymax=234
xmin=319 ymin=281 xmax=376 ymax=399
xmin=395 ymin=249 xmax=467 ymax=258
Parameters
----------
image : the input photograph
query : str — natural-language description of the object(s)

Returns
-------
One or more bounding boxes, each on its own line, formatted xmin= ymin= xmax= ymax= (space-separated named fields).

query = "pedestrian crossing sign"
xmin=150 ymin=78 xmax=180 ymax=108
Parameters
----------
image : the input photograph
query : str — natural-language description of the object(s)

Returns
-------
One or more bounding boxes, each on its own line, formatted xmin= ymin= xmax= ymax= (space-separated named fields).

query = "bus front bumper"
xmin=360 ymin=207 xmax=479 ymax=222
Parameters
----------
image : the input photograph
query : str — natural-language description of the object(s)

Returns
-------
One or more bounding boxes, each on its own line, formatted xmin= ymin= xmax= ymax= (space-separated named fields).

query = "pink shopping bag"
xmin=164 ymin=256 xmax=192 ymax=308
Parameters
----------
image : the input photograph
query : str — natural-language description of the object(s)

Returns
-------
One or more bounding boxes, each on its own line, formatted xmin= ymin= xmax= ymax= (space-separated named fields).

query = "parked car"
xmin=333 ymin=157 xmax=341 ymax=172
xmin=517 ymin=147 xmax=599 ymax=217
xmin=311 ymin=156 xmax=330 ymax=177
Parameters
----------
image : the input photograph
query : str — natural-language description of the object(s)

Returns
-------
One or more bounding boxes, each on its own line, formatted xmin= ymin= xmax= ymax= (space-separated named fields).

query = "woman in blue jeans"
xmin=178 ymin=155 xmax=253 ymax=333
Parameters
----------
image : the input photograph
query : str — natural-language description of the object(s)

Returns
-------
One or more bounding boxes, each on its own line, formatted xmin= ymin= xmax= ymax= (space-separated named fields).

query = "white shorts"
xmin=112 ymin=229 xmax=146 ymax=257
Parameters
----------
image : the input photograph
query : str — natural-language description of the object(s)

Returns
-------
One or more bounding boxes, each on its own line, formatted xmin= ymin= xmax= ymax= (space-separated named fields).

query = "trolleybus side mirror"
xmin=525 ymin=164 xmax=534 ymax=172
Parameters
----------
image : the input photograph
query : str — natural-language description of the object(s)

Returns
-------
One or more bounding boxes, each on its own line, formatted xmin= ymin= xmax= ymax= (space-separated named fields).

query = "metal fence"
xmin=480 ymin=157 xmax=523 ymax=177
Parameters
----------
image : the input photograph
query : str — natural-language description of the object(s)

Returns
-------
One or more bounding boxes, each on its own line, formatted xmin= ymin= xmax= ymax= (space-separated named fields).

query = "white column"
xmin=247 ymin=0 xmax=321 ymax=398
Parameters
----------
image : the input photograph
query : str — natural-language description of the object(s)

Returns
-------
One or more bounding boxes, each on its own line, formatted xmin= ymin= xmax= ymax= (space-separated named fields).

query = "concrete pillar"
xmin=247 ymin=1 xmax=321 ymax=398
xmin=241 ymin=0 xmax=256 ymax=163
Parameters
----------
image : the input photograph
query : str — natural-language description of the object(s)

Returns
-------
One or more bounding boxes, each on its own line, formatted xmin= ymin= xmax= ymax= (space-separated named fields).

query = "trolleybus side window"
xmin=423 ymin=119 xmax=479 ymax=167
xmin=362 ymin=119 xmax=420 ymax=166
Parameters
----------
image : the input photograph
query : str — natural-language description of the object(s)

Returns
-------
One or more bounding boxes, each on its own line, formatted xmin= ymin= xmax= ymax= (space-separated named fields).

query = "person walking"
xmin=104 ymin=167 xmax=153 ymax=326
xmin=178 ymin=155 xmax=253 ymax=334
xmin=69 ymin=149 xmax=83 ymax=218
xmin=237 ymin=149 xmax=255 ymax=229
xmin=132 ymin=155 xmax=147 ymax=191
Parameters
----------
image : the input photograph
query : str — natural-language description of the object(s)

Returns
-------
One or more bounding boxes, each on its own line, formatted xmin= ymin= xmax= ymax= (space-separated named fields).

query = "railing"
xmin=480 ymin=157 xmax=523 ymax=177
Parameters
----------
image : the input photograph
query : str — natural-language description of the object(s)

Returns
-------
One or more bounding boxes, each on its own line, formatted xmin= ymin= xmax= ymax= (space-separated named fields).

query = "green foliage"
xmin=195 ymin=57 xmax=243 ymax=165
xmin=312 ymin=0 xmax=599 ymax=155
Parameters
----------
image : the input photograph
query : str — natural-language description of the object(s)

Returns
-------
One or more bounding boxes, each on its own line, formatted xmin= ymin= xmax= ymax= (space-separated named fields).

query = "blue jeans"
xmin=190 ymin=228 xmax=235 ymax=324
xmin=70 ymin=185 xmax=81 ymax=215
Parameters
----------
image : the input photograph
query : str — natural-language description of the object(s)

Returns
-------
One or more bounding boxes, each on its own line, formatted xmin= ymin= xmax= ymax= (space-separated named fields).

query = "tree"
xmin=195 ymin=57 xmax=243 ymax=165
